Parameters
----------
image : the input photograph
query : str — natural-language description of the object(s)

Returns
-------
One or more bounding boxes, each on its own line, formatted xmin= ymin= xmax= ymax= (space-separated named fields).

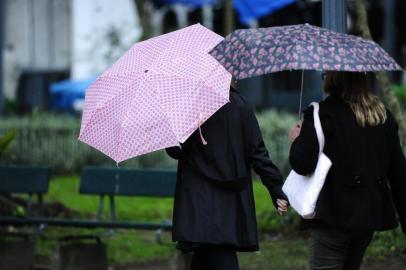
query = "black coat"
xmin=166 ymin=89 xmax=286 ymax=252
xmin=289 ymin=93 xmax=406 ymax=233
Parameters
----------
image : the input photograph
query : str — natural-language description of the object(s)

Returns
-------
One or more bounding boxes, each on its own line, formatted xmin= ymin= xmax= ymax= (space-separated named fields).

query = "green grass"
xmin=34 ymin=227 xmax=175 ymax=264
xmin=367 ymin=229 xmax=406 ymax=260
xmin=48 ymin=175 xmax=174 ymax=222
xmin=239 ymin=236 xmax=308 ymax=270
xmin=253 ymin=182 xmax=299 ymax=233
xmin=39 ymin=175 xmax=176 ymax=264
xmin=36 ymin=176 xmax=288 ymax=265
xmin=30 ymin=176 xmax=406 ymax=268
xmin=49 ymin=176 xmax=287 ymax=224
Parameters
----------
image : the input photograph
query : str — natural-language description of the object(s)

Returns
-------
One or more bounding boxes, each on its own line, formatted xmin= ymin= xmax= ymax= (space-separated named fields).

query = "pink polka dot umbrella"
xmin=79 ymin=24 xmax=232 ymax=163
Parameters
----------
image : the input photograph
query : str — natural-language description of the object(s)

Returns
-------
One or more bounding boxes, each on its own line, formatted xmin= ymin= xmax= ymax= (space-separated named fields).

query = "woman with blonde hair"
xmin=289 ymin=71 xmax=406 ymax=270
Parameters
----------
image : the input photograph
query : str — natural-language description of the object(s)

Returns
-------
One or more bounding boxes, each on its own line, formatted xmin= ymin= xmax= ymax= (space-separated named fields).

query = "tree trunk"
xmin=133 ymin=0 xmax=154 ymax=40
xmin=224 ymin=0 xmax=234 ymax=35
xmin=353 ymin=0 xmax=406 ymax=142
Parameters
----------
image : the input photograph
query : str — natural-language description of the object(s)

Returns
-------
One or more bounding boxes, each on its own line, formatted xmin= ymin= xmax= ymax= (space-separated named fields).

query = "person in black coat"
xmin=289 ymin=71 xmax=406 ymax=270
xmin=166 ymin=85 xmax=288 ymax=270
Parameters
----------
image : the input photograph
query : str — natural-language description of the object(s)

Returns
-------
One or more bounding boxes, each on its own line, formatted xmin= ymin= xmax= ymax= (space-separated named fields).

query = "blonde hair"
xmin=324 ymin=71 xmax=386 ymax=127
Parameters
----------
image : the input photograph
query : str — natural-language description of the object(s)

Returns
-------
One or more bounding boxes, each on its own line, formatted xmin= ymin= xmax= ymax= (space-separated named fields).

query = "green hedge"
xmin=0 ymin=110 xmax=295 ymax=174
xmin=393 ymin=84 xmax=406 ymax=109
xmin=257 ymin=110 xmax=297 ymax=174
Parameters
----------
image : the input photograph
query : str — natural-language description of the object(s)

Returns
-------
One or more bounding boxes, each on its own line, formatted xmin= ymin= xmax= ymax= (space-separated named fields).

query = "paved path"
xmin=113 ymin=255 xmax=406 ymax=270
xmin=361 ymin=255 xmax=406 ymax=270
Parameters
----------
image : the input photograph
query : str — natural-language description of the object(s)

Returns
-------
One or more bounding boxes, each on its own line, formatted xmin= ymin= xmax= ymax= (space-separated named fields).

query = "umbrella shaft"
xmin=299 ymin=70 xmax=305 ymax=120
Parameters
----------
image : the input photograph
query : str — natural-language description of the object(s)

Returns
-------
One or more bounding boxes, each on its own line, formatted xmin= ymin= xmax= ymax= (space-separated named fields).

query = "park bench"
xmin=0 ymin=165 xmax=50 ymax=221
xmin=0 ymin=165 xmax=179 ymax=269
xmin=0 ymin=166 xmax=50 ymax=270
xmin=0 ymin=166 xmax=177 ymax=235
xmin=50 ymin=166 xmax=177 ymax=236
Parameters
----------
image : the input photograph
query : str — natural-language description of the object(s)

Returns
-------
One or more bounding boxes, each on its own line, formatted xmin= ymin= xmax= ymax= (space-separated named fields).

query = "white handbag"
xmin=282 ymin=102 xmax=332 ymax=219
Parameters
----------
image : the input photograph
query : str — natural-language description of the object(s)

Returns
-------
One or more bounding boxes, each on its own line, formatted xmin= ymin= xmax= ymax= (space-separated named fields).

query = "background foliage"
xmin=1 ymin=105 xmax=405 ymax=267
xmin=0 ymin=109 xmax=296 ymax=175
xmin=393 ymin=84 xmax=406 ymax=109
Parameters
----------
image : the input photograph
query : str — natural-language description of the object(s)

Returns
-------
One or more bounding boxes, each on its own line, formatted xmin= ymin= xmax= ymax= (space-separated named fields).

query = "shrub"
xmin=257 ymin=110 xmax=297 ymax=175
xmin=393 ymin=84 xmax=406 ymax=109
xmin=0 ymin=129 xmax=16 ymax=158
xmin=0 ymin=112 xmax=177 ymax=173
xmin=367 ymin=228 xmax=406 ymax=259
xmin=0 ymin=110 xmax=295 ymax=174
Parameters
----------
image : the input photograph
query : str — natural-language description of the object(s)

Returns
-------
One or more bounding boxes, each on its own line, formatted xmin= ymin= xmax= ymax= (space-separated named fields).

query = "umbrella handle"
xmin=198 ymin=113 xmax=208 ymax=146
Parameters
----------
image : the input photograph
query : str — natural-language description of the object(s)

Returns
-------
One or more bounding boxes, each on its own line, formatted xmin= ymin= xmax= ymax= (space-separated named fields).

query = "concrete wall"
xmin=3 ymin=0 xmax=142 ymax=99
xmin=71 ymin=0 xmax=141 ymax=79
xmin=4 ymin=0 xmax=71 ymax=99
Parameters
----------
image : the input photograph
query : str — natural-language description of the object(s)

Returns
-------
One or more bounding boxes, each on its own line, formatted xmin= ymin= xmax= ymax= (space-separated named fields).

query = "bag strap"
xmin=310 ymin=102 xmax=325 ymax=154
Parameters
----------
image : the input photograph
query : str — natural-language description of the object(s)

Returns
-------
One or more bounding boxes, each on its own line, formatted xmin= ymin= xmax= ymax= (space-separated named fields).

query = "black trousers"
xmin=190 ymin=245 xmax=239 ymax=270
xmin=310 ymin=227 xmax=374 ymax=270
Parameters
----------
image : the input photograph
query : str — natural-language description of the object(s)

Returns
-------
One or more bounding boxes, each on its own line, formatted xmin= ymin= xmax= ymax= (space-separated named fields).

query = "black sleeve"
xmin=245 ymin=108 xmax=287 ymax=207
xmin=387 ymin=121 xmax=406 ymax=234
xmin=289 ymin=106 xmax=320 ymax=175
xmin=165 ymin=146 xmax=183 ymax=160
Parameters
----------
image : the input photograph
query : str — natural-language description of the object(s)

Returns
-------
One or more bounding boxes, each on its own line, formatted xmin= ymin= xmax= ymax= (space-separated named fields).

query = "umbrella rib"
xmin=80 ymin=73 xmax=144 ymax=133
xmin=153 ymin=26 xmax=188 ymax=72
xmin=115 ymin=79 xmax=179 ymax=161
xmin=202 ymin=64 xmax=231 ymax=101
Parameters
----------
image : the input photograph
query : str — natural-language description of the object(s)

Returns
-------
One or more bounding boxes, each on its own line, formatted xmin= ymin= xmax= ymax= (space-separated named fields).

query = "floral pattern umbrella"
xmin=210 ymin=23 xmax=403 ymax=80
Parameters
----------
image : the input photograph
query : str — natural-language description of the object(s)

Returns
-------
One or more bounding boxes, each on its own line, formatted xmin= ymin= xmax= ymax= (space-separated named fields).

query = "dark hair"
xmin=323 ymin=71 xmax=386 ymax=127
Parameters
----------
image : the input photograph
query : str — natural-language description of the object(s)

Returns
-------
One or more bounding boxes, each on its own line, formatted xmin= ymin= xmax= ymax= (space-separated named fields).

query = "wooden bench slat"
xmin=0 ymin=166 xmax=50 ymax=194
xmin=80 ymin=167 xmax=177 ymax=197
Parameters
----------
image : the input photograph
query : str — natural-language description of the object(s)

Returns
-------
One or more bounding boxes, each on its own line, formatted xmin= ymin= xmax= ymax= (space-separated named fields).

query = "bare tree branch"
xmin=353 ymin=0 xmax=406 ymax=142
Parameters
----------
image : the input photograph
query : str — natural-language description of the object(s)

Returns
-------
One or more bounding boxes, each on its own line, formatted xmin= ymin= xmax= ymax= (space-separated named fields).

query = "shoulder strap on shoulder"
xmin=310 ymin=102 xmax=325 ymax=154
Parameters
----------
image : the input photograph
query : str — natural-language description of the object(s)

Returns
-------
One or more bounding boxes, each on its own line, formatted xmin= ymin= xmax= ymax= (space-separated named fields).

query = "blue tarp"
xmin=159 ymin=0 xmax=217 ymax=7
xmin=158 ymin=0 xmax=296 ymax=25
xmin=234 ymin=0 xmax=297 ymax=25
xmin=50 ymin=78 xmax=95 ymax=113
